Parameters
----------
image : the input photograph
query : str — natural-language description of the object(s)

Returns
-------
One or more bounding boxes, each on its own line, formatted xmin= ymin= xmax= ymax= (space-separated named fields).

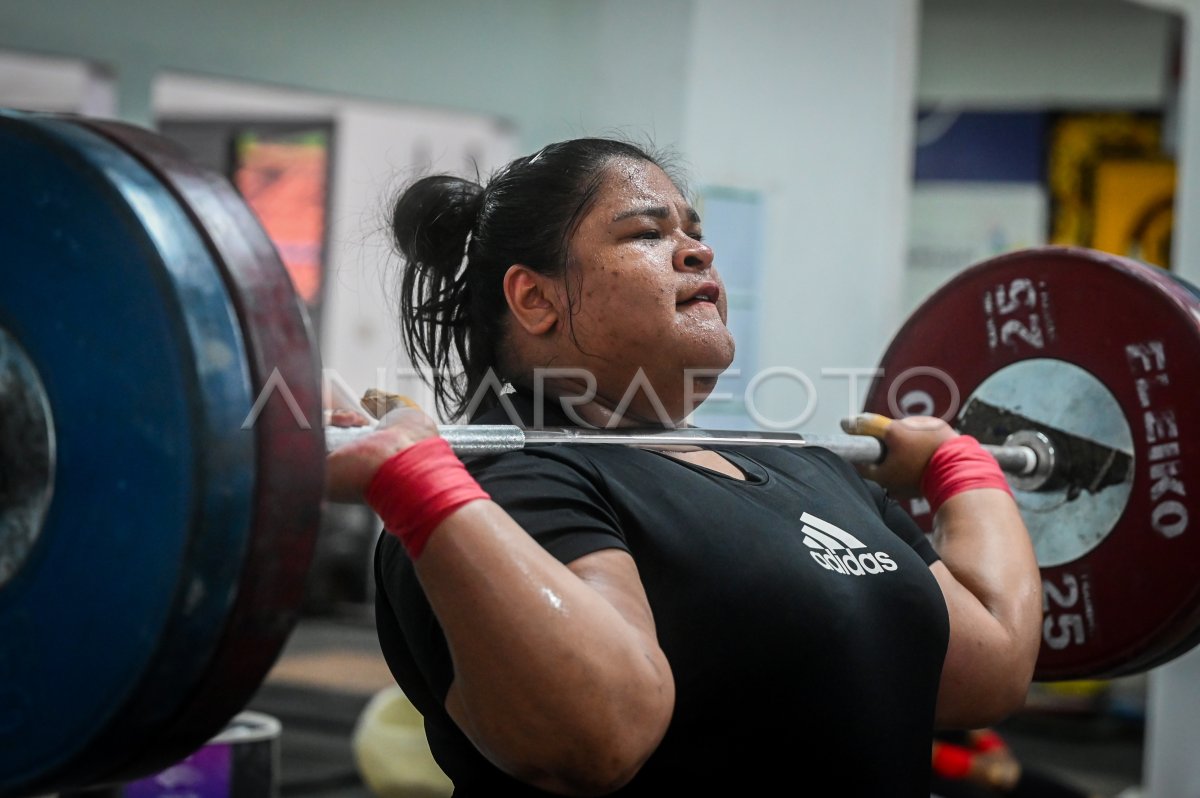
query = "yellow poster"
xmin=1047 ymin=113 xmax=1174 ymax=268
xmin=1092 ymin=160 xmax=1175 ymax=269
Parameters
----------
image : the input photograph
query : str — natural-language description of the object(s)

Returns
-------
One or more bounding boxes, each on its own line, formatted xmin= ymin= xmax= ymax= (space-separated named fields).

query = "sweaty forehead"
xmin=599 ymin=157 xmax=684 ymax=206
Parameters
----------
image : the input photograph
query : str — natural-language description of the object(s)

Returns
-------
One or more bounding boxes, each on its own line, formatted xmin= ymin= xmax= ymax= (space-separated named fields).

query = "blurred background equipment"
xmin=352 ymin=687 xmax=452 ymax=798
xmin=108 ymin=712 xmax=283 ymax=798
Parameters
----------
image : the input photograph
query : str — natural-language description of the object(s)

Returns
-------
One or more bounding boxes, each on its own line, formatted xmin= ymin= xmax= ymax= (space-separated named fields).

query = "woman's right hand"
xmin=325 ymin=407 xmax=441 ymax=503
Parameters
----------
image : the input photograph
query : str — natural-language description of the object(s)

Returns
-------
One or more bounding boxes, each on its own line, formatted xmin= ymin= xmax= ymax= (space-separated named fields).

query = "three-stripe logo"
xmin=801 ymin=512 xmax=898 ymax=576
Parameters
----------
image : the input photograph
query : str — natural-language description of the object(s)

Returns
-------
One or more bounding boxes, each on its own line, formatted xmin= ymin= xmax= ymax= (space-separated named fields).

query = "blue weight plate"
xmin=69 ymin=120 xmax=323 ymax=781
xmin=0 ymin=112 xmax=255 ymax=795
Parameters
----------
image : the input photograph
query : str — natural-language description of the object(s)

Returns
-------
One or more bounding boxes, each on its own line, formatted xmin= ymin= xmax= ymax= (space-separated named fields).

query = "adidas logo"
xmin=801 ymin=512 xmax=898 ymax=576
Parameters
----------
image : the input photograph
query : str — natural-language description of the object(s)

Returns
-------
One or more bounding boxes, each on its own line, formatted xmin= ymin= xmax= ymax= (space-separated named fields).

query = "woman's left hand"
xmin=842 ymin=412 xmax=958 ymax=497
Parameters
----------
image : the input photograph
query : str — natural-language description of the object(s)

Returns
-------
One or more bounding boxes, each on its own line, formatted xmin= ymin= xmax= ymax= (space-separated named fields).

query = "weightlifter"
xmin=326 ymin=138 xmax=1042 ymax=795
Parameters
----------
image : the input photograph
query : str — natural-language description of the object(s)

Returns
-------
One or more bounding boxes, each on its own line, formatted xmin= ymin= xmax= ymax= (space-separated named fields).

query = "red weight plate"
xmin=70 ymin=119 xmax=324 ymax=779
xmin=1104 ymin=268 xmax=1200 ymax=677
xmin=863 ymin=246 xmax=1200 ymax=680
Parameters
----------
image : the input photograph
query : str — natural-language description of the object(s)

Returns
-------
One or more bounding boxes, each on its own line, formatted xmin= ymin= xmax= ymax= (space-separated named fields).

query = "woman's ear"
xmin=503 ymin=265 xmax=561 ymax=335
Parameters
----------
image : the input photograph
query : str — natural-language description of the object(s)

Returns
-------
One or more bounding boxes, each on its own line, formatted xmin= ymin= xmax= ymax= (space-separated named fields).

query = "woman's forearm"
xmin=932 ymin=489 xmax=1040 ymax=636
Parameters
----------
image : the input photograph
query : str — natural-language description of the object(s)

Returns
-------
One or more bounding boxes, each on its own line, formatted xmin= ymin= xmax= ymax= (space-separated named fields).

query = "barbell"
xmin=0 ymin=110 xmax=1197 ymax=795
xmin=327 ymin=422 xmax=1049 ymax=478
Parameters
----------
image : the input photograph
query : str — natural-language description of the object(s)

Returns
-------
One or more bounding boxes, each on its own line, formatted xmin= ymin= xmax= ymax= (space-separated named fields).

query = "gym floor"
xmin=248 ymin=614 xmax=384 ymax=798
xmin=250 ymin=614 xmax=1147 ymax=798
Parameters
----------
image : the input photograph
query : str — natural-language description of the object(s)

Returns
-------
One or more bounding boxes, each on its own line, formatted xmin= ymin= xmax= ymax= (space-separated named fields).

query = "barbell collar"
xmin=1002 ymin=430 xmax=1056 ymax=489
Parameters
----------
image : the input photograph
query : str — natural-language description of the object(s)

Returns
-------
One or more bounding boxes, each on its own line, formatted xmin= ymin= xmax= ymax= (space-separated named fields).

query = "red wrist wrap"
xmin=365 ymin=436 xmax=490 ymax=559
xmin=932 ymin=743 xmax=975 ymax=779
xmin=920 ymin=435 xmax=1013 ymax=515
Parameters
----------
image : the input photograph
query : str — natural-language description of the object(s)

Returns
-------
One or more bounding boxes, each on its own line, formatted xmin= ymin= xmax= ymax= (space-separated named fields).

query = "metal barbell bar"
xmin=324 ymin=423 xmax=1053 ymax=485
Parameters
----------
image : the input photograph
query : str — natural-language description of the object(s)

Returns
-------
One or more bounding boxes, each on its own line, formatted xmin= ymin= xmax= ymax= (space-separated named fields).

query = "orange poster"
xmin=235 ymin=131 xmax=330 ymax=305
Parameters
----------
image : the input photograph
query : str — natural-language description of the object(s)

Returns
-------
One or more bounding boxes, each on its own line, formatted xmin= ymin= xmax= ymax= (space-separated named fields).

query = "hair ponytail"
xmin=393 ymin=175 xmax=484 ymax=420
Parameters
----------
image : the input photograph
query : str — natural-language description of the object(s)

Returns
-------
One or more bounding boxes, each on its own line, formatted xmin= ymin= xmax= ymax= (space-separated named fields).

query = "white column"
xmin=1129 ymin=1 xmax=1200 ymax=796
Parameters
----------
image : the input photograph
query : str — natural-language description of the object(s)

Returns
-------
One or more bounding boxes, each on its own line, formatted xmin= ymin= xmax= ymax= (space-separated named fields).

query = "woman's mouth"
xmin=677 ymin=283 xmax=721 ymax=308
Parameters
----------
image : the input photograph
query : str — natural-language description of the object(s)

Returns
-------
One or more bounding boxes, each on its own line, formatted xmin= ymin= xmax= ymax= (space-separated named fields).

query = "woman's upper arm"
xmin=444 ymin=544 xmax=671 ymax=714
xmin=438 ymin=539 xmax=674 ymax=795
xmin=563 ymin=548 xmax=664 ymax=642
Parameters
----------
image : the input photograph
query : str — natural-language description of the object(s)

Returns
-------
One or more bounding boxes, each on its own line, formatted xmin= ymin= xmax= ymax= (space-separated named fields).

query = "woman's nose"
xmin=674 ymin=237 xmax=714 ymax=271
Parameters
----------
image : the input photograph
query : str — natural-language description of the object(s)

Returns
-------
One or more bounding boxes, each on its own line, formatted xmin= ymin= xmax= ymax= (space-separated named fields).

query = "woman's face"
xmin=549 ymin=157 xmax=735 ymax=424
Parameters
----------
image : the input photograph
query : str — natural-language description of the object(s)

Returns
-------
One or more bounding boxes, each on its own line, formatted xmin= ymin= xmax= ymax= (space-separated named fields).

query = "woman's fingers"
xmin=840 ymin=412 xmax=893 ymax=438
xmin=326 ymin=408 xmax=373 ymax=428
xmin=361 ymin=388 xmax=421 ymax=420
xmin=841 ymin=413 xmax=958 ymax=497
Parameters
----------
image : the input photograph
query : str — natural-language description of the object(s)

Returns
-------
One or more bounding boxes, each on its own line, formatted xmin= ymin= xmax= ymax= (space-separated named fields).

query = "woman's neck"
xmin=513 ymin=377 xmax=688 ymax=430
